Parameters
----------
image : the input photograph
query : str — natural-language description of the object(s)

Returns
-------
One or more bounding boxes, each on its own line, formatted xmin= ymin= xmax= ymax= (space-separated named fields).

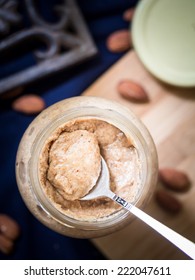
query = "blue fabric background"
xmin=0 ymin=0 xmax=138 ymax=259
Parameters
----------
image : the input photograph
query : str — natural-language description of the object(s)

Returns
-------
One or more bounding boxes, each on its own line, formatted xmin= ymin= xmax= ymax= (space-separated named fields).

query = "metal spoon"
xmin=81 ymin=157 xmax=195 ymax=259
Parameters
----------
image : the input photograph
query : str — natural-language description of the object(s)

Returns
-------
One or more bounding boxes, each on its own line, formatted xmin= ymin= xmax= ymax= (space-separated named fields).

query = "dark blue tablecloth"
xmin=0 ymin=0 xmax=138 ymax=260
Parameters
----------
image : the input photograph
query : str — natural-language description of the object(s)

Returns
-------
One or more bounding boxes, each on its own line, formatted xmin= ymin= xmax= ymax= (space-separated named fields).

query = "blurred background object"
xmin=0 ymin=0 xmax=97 ymax=96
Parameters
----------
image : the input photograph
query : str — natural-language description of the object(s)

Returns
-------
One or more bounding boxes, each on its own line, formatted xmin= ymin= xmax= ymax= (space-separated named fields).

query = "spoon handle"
xmin=108 ymin=191 xmax=195 ymax=259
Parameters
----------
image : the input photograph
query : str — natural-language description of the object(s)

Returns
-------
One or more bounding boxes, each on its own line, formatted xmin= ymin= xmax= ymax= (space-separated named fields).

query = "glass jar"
xmin=16 ymin=96 xmax=158 ymax=238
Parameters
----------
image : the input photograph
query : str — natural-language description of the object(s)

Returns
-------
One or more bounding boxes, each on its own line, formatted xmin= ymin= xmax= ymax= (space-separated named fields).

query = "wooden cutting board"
xmin=82 ymin=50 xmax=195 ymax=260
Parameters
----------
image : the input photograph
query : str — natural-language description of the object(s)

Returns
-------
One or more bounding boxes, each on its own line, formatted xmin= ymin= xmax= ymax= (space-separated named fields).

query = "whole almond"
xmin=155 ymin=190 xmax=182 ymax=214
xmin=159 ymin=168 xmax=191 ymax=192
xmin=12 ymin=94 xmax=45 ymax=114
xmin=123 ymin=8 xmax=135 ymax=22
xmin=106 ymin=30 xmax=132 ymax=53
xmin=0 ymin=234 xmax=14 ymax=255
xmin=0 ymin=214 xmax=20 ymax=240
xmin=117 ymin=80 xmax=149 ymax=102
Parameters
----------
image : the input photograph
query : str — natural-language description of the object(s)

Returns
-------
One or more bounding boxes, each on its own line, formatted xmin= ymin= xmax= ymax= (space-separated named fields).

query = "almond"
xmin=117 ymin=80 xmax=149 ymax=102
xmin=12 ymin=94 xmax=45 ymax=115
xmin=106 ymin=30 xmax=132 ymax=53
xmin=155 ymin=190 xmax=182 ymax=214
xmin=0 ymin=234 xmax=14 ymax=255
xmin=159 ymin=168 xmax=191 ymax=192
xmin=123 ymin=8 xmax=135 ymax=22
xmin=0 ymin=214 xmax=20 ymax=240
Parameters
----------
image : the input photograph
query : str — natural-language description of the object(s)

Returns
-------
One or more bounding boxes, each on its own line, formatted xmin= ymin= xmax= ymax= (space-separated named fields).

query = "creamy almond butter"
xmin=39 ymin=118 xmax=141 ymax=221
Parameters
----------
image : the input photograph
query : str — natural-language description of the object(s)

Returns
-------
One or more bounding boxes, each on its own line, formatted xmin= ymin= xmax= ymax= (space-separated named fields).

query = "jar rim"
xmin=16 ymin=96 xmax=158 ymax=236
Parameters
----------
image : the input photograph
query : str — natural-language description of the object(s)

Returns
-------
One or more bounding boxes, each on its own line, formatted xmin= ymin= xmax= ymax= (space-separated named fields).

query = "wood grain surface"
xmin=82 ymin=50 xmax=195 ymax=260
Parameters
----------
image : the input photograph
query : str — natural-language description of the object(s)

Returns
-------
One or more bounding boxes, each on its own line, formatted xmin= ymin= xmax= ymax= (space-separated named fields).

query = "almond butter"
xmin=0 ymin=214 xmax=20 ymax=240
xmin=12 ymin=94 xmax=45 ymax=114
xmin=117 ymin=80 xmax=149 ymax=102
xmin=123 ymin=8 xmax=135 ymax=22
xmin=159 ymin=168 xmax=191 ymax=192
xmin=0 ymin=234 xmax=14 ymax=255
xmin=155 ymin=190 xmax=182 ymax=214
xmin=106 ymin=30 xmax=132 ymax=53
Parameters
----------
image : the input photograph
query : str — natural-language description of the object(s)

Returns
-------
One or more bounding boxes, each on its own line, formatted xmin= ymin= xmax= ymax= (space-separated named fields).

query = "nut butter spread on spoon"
xmin=47 ymin=130 xmax=101 ymax=201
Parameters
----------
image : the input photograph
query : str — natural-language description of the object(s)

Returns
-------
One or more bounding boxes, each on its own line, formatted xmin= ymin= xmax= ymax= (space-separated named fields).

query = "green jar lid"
xmin=132 ymin=0 xmax=195 ymax=87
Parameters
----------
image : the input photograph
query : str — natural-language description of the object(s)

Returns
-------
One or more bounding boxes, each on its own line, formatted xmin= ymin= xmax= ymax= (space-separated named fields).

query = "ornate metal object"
xmin=0 ymin=0 xmax=97 ymax=95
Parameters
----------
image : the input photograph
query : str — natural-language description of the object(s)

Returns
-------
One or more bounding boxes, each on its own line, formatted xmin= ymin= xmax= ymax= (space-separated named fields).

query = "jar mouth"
xmin=29 ymin=103 xmax=153 ymax=231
